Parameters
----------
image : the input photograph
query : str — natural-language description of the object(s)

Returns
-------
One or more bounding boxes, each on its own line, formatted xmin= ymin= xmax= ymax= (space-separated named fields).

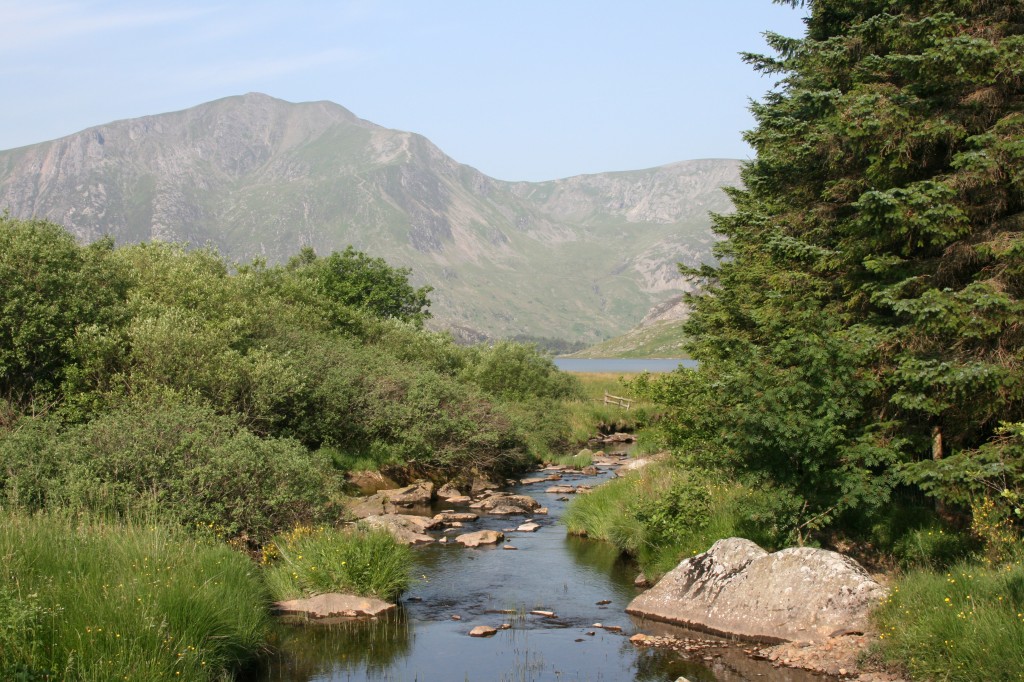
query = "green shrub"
xmin=264 ymin=526 xmax=411 ymax=602
xmin=1 ymin=394 xmax=338 ymax=544
xmin=0 ymin=416 xmax=63 ymax=511
xmin=874 ymin=559 xmax=1024 ymax=681
xmin=461 ymin=341 xmax=581 ymax=402
xmin=0 ymin=512 xmax=269 ymax=682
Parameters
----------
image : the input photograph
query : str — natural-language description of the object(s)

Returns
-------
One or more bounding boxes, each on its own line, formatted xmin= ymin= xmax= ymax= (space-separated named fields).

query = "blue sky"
xmin=1 ymin=1 xmax=808 ymax=181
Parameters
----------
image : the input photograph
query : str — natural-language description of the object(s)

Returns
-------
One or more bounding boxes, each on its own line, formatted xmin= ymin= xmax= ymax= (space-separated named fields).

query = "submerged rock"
xmin=626 ymin=538 xmax=887 ymax=642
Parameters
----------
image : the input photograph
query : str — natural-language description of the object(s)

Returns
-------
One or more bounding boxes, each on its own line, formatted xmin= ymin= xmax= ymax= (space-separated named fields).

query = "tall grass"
xmin=263 ymin=526 xmax=412 ymax=602
xmin=874 ymin=558 xmax=1024 ymax=681
xmin=546 ymin=451 xmax=594 ymax=469
xmin=562 ymin=373 xmax=661 ymax=444
xmin=0 ymin=511 xmax=269 ymax=681
xmin=563 ymin=462 xmax=787 ymax=578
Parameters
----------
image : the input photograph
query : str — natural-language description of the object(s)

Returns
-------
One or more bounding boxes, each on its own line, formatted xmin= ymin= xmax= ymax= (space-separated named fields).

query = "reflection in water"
xmin=563 ymin=534 xmax=635 ymax=582
xmin=632 ymin=645 xmax=717 ymax=682
xmin=259 ymin=615 xmax=411 ymax=681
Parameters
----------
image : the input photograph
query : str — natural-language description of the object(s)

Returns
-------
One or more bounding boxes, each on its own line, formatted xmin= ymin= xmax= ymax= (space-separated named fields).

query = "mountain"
xmin=0 ymin=93 xmax=739 ymax=343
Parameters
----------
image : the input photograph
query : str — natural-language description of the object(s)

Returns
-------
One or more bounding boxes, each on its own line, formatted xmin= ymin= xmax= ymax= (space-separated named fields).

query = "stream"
xmin=252 ymin=460 xmax=841 ymax=682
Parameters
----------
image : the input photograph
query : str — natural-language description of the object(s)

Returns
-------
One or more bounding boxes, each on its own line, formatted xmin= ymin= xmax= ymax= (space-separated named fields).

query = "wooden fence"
xmin=603 ymin=392 xmax=632 ymax=410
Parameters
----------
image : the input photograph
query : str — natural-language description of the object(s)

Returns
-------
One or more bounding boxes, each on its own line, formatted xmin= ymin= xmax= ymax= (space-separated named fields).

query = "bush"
xmin=263 ymin=526 xmax=411 ymax=602
xmin=0 ymin=512 xmax=269 ymax=682
xmin=1 ymin=394 xmax=338 ymax=544
xmin=461 ymin=341 xmax=581 ymax=402
xmin=0 ymin=217 xmax=130 ymax=403
xmin=0 ymin=416 xmax=64 ymax=511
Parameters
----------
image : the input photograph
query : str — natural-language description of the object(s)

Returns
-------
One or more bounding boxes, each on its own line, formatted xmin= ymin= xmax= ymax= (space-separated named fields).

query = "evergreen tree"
xmin=673 ymin=0 xmax=1024 ymax=536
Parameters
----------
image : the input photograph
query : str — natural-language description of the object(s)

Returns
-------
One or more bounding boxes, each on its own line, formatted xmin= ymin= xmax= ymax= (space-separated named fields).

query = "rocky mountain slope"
xmin=0 ymin=93 xmax=739 ymax=343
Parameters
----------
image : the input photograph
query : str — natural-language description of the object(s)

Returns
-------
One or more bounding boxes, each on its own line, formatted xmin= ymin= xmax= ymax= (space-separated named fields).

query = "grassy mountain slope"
xmin=0 ymin=93 xmax=739 ymax=342
xmin=566 ymin=319 xmax=689 ymax=359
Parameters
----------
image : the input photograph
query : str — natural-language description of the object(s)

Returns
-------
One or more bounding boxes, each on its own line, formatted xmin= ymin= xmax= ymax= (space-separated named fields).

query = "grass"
xmin=546 ymin=450 xmax=593 ymax=469
xmin=567 ymin=319 xmax=690 ymax=359
xmin=262 ymin=525 xmax=412 ymax=603
xmin=0 ymin=511 xmax=270 ymax=682
xmin=562 ymin=461 xmax=787 ymax=579
xmin=873 ymin=557 xmax=1024 ymax=681
xmin=562 ymin=373 xmax=662 ymax=444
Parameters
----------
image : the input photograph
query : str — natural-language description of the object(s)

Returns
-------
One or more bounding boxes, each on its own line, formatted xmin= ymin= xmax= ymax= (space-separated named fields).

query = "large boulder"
xmin=470 ymin=475 xmax=501 ymax=494
xmin=361 ymin=514 xmax=440 ymax=545
xmin=345 ymin=470 xmax=400 ymax=494
xmin=477 ymin=494 xmax=541 ymax=515
xmin=434 ymin=511 xmax=479 ymax=524
xmin=348 ymin=482 xmax=435 ymax=519
xmin=437 ymin=482 xmax=463 ymax=499
xmin=456 ymin=530 xmax=505 ymax=547
xmin=626 ymin=538 xmax=887 ymax=643
xmin=274 ymin=593 xmax=396 ymax=620
xmin=346 ymin=493 xmax=396 ymax=519
xmin=380 ymin=481 xmax=434 ymax=507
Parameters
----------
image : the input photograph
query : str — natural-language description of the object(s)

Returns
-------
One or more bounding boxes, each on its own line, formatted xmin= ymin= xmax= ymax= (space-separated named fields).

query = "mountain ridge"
xmin=0 ymin=93 xmax=739 ymax=343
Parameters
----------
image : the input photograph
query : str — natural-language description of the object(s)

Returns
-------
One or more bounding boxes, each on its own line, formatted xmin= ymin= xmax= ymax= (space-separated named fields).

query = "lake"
xmin=553 ymin=358 xmax=696 ymax=373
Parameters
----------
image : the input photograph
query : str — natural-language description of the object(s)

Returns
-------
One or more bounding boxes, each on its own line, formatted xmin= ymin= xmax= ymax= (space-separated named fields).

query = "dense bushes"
xmin=2 ymin=396 xmax=335 ymax=544
xmin=0 ymin=218 xmax=575 ymax=543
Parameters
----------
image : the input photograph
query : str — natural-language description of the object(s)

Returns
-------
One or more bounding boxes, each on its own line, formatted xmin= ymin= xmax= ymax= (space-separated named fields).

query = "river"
xmin=252 ymin=462 xmax=838 ymax=682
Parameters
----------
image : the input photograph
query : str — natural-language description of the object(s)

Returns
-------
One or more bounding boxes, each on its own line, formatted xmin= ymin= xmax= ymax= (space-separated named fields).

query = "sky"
xmin=1 ymin=1 xmax=808 ymax=182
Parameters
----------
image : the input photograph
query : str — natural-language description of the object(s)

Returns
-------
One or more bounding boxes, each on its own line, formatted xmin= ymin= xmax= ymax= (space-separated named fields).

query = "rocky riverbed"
xmin=256 ymin=452 xmax=894 ymax=682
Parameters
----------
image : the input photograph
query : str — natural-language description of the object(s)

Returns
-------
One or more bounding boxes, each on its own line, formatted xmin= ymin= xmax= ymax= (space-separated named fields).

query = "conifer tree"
xmin=674 ymin=0 xmax=1024 ymax=536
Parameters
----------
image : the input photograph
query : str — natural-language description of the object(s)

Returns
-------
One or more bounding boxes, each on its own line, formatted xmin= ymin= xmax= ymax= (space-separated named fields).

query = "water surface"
xmin=254 ymin=467 xmax=835 ymax=682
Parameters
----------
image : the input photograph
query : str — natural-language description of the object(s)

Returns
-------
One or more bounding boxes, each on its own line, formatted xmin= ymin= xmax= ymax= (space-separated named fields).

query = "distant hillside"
xmin=566 ymin=319 xmax=689 ymax=359
xmin=0 ymin=93 xmax=739 ymax=343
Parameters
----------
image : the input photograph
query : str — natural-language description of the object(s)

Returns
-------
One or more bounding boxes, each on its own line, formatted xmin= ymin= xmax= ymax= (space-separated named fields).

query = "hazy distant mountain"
xmin=0 ymin=93 xmax=740 ymax=343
